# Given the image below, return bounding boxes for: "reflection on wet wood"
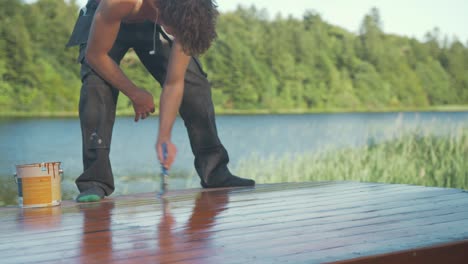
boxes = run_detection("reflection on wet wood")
[0,182,467,264]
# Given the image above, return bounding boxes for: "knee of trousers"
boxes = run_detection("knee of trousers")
[180,71,215,123]
[79,74,118,149]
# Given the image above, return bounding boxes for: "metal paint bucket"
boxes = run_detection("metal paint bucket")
[14,162,63,208]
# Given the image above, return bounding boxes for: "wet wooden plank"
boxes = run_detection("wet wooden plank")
[0,182,467,264]
[332,240,468,264]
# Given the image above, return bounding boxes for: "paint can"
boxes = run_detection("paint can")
[14,162,63,208]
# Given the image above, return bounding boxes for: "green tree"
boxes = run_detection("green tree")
[416,58,452,104]
[1,1,467,115]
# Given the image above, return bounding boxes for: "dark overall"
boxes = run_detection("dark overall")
[66,0,245,195]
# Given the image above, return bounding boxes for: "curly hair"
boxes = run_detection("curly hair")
[155,0,219,55]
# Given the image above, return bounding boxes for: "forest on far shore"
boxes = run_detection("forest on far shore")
[1,0,467,115]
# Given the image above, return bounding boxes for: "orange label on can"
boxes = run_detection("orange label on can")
[22,176,52,205]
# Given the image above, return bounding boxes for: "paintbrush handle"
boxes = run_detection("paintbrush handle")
[159,142,169,196]
[161,142,169,175]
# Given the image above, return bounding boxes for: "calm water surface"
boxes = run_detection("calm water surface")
[1,112,467,203]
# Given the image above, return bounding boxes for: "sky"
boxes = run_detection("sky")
[73,0,467,42]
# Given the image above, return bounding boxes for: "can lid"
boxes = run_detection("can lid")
[16,162,61,168]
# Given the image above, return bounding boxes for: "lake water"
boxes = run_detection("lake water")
[1,112,467,203]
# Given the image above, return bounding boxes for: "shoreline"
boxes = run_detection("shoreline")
[0,105,467,118]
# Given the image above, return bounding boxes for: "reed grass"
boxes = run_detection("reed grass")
[235,128,468,190]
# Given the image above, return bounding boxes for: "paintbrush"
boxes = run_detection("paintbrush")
[159,142,169,197]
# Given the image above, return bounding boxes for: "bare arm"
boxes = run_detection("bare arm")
[156,41,191,169]
[86,0,154,121]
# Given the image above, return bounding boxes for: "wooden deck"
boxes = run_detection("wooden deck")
[0,182,467,264]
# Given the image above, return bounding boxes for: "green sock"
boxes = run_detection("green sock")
[76,187,105,203]
[77,194,102,203]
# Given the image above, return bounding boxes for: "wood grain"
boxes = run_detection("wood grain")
[0,182,467,264]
